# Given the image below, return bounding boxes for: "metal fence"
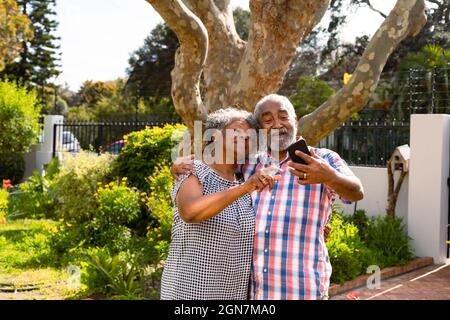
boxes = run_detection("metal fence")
[53,118,409,167]
[52,120,179,157]
[317,120,410,167]
[50,67,449,166]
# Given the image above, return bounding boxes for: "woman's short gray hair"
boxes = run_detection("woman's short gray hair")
[254,94,296,121]
[205,107,257,131]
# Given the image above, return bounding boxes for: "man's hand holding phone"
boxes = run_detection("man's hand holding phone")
[287,139,336,186]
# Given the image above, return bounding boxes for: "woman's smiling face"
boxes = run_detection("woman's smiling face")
[221,118,253,164]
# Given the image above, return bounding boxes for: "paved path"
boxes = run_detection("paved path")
[331,263,450,300]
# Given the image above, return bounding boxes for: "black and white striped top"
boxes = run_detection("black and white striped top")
[160,160,255,300]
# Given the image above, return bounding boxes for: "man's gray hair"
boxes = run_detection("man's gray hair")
[254,94,297,121]
[205,107,257,131]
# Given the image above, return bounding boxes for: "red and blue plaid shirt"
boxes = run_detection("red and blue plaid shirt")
[242,148,354,300]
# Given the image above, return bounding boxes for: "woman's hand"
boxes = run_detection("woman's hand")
[243,170,276,193]
[171,155,194,180]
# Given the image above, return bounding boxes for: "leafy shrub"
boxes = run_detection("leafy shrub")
[113,124,186,191]
[0,80,41,153]
[53,151,113,224]
[8,158,60,220]
[289,76,335,118]
[51,178,148,262]
[80,249,145,299]
[0,80,41,183]
[327,211,373,284]
[364,215,414,268]
[328,209,414,284]
[0,153,26,184]
[0,188,8,222]
[95,179,141,226]
[145,164,174,262]
[343,209,370,240]
[0,219,58,269]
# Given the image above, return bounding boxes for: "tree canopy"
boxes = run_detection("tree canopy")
[0,0,32,72]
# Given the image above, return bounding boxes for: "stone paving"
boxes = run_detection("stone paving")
[331,263,450,300]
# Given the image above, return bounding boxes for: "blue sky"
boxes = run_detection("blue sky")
[54,0,396,92]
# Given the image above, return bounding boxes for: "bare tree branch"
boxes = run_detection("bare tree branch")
[147,0,208,128]
[298,0,427,146]
[359,0,388,18]
[228,0,331,111]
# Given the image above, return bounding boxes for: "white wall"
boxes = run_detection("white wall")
[407,114,450,264]
[337,166,409,226]
[23,115,63,180]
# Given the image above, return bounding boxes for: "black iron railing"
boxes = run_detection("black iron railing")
[52,120,179,157]
[317,120,410,167]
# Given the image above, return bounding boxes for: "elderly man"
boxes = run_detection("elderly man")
[171,94,364,300]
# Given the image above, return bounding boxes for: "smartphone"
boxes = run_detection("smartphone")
[288,138,311,165]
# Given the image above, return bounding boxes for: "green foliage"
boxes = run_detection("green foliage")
[0,79,40,183]
[327,211,372,284]
[0,79,41,153]
[364,215,414,268]
[126,23,178,99]
[145,164,174,261]
[8,158,59,220]
[233,7,250,41]
[1,0,60,93]
[51,178,149,262]
[0,219,58,270]
[289,76,335,118]
[113,123,186,191]
[80,249,144,299]
[0,188,8,221]
[328,208,415,284]
[95,179,141,226]
[399,44,450,71]
[53,151,113,224]
[0,153,26,184]
[0,0,32,72]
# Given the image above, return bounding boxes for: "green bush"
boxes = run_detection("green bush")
[0,188,8,222]
[51,178,149,262]
[364,215,414,268]
[95,179,141,226]
[327,211,372,284]
[0,153,26,184]
[289,76,335,119]
[0,80,41,153]
[145,164,174,262]
[328,209,415,284]
[8,158,60,220]
[113,123,186,191]
[0,219,58,269]
[53,151,113,224]
[0,80,41,183]
[80,248,145,299]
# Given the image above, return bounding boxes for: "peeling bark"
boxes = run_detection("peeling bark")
[147,0,209,130]
[146,0,427,141]
[228,0,330,111]
[298,0,427,145]
[184,0,246,111]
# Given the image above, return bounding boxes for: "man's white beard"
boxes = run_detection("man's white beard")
[269,127,296,152]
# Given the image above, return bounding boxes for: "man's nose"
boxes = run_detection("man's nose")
[272,118,283,129]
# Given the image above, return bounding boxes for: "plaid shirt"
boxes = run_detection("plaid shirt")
[243,148,354,300]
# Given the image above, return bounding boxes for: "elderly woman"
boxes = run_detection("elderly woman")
[160,108,273,300]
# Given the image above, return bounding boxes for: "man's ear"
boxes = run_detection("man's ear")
[295,117,300,140]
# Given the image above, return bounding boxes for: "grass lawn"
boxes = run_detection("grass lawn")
[0,219,81,300]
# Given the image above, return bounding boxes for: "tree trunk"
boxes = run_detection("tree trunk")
[386,160,408,217]
[146,0,427,138]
